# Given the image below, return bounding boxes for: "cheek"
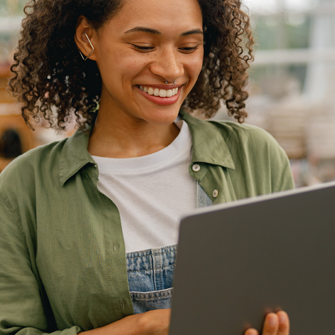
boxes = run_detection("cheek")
[186,55,204,81]
[98,49,145,86]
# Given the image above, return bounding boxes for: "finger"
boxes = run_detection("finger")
[262,313,279,335]
[277,311,290,335]
[244,328,258,335]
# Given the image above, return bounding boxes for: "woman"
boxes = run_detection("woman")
[0,0,293,334]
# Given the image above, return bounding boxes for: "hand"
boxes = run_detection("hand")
[245,311,289,335]
[137,309,171,335]
[80,309,171,335]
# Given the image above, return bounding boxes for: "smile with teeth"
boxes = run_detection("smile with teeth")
[139,86,179,98]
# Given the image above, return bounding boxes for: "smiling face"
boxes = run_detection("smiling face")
[80,0,204,126]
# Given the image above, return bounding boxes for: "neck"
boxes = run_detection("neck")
[87,106,180,159]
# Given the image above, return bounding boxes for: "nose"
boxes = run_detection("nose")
[149,47,184,83]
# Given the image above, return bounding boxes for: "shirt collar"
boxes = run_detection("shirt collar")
[59,111,235,186]
[180,110,235,170]
[59,127,96,186]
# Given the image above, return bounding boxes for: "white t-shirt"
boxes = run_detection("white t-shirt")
[92,120,195,253]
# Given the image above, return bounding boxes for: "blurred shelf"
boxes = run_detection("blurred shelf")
[252,4,335,17]
[0,64,12,78]
[0,16,23,33]
[0,65,16,103]
[0,157,12,171]
[253,48,335,66]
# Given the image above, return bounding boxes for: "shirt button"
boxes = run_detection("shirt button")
[213,190,219,198]
[192,164,201,172]
[113,245,117,252]
[120,299,125,310]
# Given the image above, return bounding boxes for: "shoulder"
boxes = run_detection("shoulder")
[183,111,288,163]
[183,112,294,193]
[210,120,283,153]
[0,139,67,199]
[210,120,290,171]
[182,111,275,145]
[210,120,294,192]
[1,138,67,178]
[184,110,284,154]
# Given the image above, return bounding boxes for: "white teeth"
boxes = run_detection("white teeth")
[139,86,179,98]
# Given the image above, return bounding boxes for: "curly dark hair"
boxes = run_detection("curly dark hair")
[8,0,254,131]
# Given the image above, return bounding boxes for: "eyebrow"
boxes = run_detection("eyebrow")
[124,27,204,36]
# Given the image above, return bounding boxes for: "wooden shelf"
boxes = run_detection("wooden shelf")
[0,62,12,78]
[0,158,13,172]
[0,64,15,103]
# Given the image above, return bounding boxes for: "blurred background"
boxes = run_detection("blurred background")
[0,0,74,172]
[0,0,335,188]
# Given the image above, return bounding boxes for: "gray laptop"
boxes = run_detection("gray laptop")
[169,181,335,335]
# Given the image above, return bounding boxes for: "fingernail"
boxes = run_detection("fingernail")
[278,312,286,324]
[268,314,277,327]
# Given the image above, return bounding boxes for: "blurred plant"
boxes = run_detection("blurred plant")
[0,0,27,66]
[252,14,310,50]
[0,0,27,16]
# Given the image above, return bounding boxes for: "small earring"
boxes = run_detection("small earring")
[165,80,176,84]
[79,33,95,61]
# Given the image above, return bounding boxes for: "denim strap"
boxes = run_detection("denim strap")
[196,181,213,208]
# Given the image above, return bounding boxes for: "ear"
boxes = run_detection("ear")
[75,16,98,61]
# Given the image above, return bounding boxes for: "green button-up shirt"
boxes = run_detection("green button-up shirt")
[0,111,294,335]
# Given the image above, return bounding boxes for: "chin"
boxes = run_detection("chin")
[142,107,181,125]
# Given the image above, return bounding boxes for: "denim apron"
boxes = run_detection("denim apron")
[127,182,212,313]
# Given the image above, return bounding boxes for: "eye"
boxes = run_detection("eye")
[131,44,154,52]
[179,45,200,53]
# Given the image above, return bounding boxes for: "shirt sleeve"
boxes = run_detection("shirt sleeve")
[241,124,295,196]
[0,193,81,335]
[268,138,295,193]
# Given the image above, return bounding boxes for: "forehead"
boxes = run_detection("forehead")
[106,0,203,33]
